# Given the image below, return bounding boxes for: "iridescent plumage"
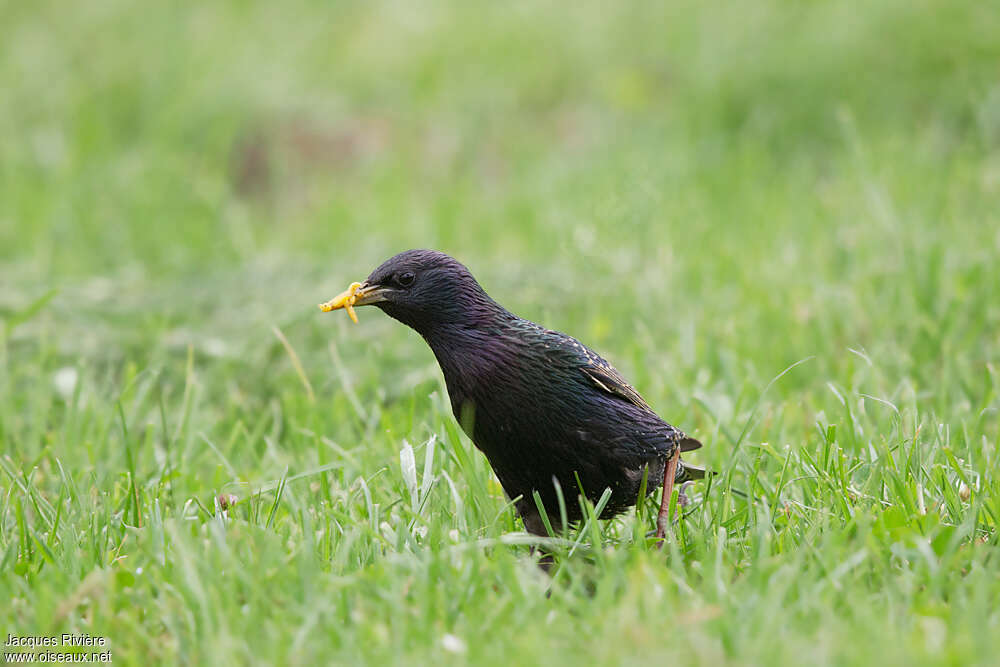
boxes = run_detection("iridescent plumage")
[323,249,704,536]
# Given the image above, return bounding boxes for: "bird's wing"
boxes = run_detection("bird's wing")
[574,342,704,453]
[582,358,703,452]
[532,325,655,412]
[527,324,703,452]
[581,359,653,412]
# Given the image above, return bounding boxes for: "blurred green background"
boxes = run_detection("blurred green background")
[2,0,999,664]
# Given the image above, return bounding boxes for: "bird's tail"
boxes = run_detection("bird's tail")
[677,437,750,498]
[675,460,707,482]
[679,436,702,452]
[677,460,752,500]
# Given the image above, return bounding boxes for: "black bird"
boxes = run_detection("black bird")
[320,249,704,542]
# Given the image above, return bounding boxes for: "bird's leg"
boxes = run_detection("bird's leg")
[655,448,681,548]
[520,506,556,573]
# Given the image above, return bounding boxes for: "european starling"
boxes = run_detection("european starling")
[320,249,704,542]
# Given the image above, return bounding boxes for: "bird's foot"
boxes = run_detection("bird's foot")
[677,481,694,508]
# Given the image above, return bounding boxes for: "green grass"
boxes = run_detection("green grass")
[2,0,999,664]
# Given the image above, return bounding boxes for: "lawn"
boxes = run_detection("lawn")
[2,0,999,664]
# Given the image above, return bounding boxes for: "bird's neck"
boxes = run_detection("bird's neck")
[410,293,512,339]
[419,310,520,414]
[420,309,514,362]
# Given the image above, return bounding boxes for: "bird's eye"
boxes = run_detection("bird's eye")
[396,271,415,287]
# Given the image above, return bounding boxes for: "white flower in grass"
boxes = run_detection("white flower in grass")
[959,482,971,501]
[53,367,78,398]
[441,634,466,654]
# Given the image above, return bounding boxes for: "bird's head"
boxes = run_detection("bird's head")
[320,249,504,335]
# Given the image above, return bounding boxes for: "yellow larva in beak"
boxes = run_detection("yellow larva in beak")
[319,281,363,323]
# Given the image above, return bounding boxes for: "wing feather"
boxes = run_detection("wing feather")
[581,359,653,412]
[580,351,701,452]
